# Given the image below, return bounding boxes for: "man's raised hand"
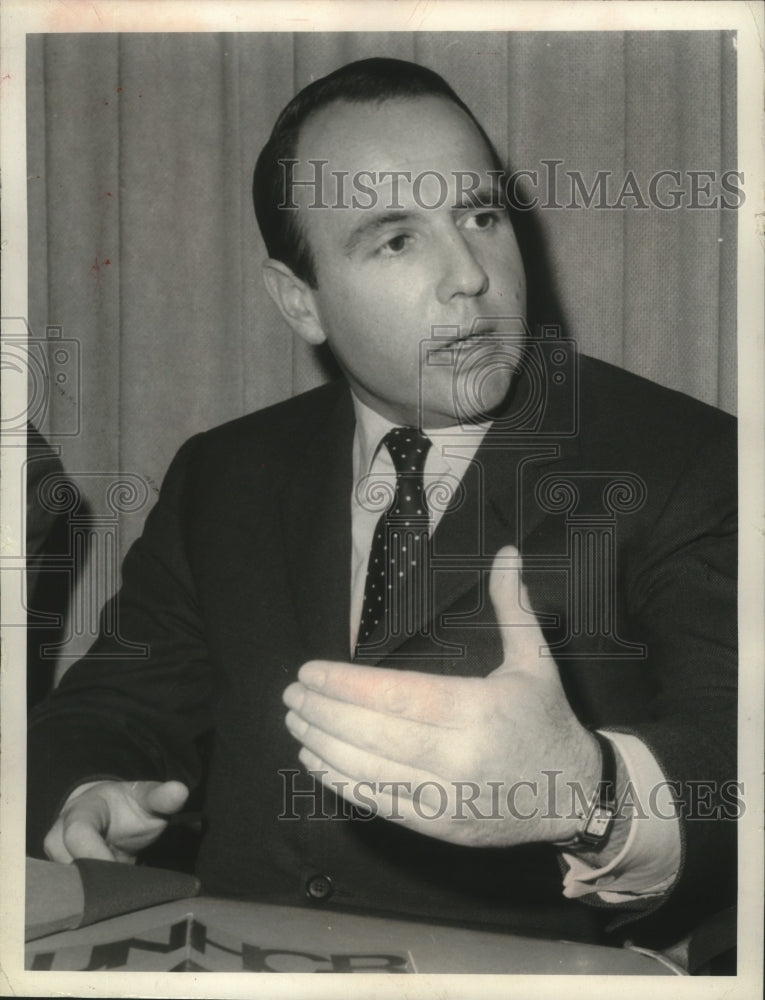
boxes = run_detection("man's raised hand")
[283,545,600,847]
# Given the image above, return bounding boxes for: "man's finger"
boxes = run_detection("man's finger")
[488,545,554,677]
[43,819,74,863]
[289,716,443,790]
[297,744,447,818]
[285,697,460,779]
[284,682,463,763]
[296,660,461,725]
[60,816,119,862]
[135,780,189,818]
[297,747,470,843]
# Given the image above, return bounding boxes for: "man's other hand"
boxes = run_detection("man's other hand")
[43,780,189,864]
[283,545,600,848]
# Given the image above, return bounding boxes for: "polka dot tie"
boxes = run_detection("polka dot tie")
[356,427,432,655]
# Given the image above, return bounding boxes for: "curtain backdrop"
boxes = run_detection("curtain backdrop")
[25,31,737,666]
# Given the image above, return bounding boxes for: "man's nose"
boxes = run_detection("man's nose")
[435,231,490,303]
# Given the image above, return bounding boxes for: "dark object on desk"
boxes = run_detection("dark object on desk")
[25,858,200,941]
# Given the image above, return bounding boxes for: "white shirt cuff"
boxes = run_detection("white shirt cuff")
[561,731,681,902]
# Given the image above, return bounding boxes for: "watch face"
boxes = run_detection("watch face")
[585,809,614,839]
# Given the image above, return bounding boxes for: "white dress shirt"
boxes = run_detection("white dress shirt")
[349,392,681,902]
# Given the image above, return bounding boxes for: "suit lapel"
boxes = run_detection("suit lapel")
[281,387,355,664]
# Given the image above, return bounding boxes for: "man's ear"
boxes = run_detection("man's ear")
[261,259,326,346]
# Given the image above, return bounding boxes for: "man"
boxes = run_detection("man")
[27,58,737,945]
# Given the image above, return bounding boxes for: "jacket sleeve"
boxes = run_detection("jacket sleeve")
[613,416,738,932]
[26,433,214,857]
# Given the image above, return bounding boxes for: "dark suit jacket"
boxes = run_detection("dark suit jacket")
[27,352,737,945]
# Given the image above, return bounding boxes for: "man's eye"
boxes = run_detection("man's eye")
[378,233,411,256]
[463,211,501,231]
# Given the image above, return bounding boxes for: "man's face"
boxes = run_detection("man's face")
[295,95,526,428]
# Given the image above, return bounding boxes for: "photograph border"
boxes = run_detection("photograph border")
[2,2,763,998]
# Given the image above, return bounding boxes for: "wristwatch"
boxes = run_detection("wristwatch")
[553,731,618,851]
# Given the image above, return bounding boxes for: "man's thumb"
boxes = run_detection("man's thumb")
[137,780,189,817]
[488,545,549,674]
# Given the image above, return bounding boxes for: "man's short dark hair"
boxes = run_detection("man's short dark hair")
[252,57,505,288]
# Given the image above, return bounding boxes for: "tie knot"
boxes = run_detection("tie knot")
[383,427,431,478]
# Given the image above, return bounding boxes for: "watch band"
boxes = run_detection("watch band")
[553,731,618,851]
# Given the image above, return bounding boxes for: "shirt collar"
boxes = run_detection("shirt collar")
[351,391,491,480]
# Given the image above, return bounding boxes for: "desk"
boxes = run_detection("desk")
[25,868,675,974]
